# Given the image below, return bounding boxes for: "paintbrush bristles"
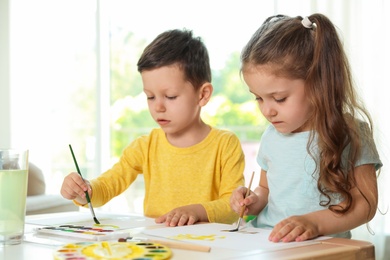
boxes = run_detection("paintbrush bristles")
[93,217,100,225]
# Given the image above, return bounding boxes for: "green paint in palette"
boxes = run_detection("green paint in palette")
[36,224,130,241]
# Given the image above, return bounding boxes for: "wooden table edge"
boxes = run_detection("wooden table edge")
[246,237,375,260]
[320,237,375,260]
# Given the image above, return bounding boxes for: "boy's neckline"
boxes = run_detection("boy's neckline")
[165,124,212,148]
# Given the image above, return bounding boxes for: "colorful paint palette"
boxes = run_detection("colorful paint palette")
[36,225,130,241]
[54,241,172,259]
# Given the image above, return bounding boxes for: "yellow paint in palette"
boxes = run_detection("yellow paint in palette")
[169,234,225,241]
[94,224,120,229]
[36,225,129,241]
[101,241,112,255]
[54,241,172,259]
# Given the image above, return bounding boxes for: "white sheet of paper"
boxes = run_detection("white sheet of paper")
[142,223,329,251]
[26,211,160,229]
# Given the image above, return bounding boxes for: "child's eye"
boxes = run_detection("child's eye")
[275,97,286,103]
[166,96,177,100]
[147,96,155,100]
[255,96,263,102]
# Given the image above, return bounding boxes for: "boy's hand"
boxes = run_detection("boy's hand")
[155,204,207,227]
[269,215,320,242]
[60,172,91,205]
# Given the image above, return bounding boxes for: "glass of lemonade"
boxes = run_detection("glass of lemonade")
[0,149,29,246]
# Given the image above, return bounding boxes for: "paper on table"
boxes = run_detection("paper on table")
[142,223,329,252]
[26,211,159,230]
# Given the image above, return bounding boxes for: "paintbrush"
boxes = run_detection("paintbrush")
[118,237,211,252]
[222,171,255,232]
[69,144,100,225]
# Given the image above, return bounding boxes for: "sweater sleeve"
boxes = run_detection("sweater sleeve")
[201,132,245,224]
[88,136,147,207]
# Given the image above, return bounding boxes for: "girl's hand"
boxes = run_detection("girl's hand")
[231,170,269,216]
[230,186,252,215]
[230,186,265,216]
[155,204,207,227]
[269,215,320,242]
[60,172,91,205]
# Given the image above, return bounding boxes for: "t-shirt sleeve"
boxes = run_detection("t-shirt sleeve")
[355,122,382,170]
[256,125,272,171]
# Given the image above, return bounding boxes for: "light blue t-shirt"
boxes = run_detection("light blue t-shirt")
[249,124,382,238]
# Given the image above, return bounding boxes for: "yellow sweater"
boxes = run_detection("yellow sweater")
[90,127,245,224]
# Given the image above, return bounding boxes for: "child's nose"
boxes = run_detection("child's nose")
[260,103,276,117]
[154,99,166,112]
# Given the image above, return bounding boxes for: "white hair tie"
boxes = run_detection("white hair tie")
[301,16,314,29]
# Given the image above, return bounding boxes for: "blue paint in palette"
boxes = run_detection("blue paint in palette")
[36,224,130,241]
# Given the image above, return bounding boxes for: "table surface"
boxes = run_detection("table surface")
[0,212,375,260]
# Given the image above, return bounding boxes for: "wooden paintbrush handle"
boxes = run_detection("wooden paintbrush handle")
[239,171,255,218]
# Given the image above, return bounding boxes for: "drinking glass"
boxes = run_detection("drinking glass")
[0,149,29,245]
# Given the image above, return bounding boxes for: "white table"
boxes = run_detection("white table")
[0,212,375,260]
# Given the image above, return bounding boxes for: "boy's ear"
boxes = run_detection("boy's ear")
[198,82,213,107]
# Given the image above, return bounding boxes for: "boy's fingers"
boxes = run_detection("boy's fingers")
[187,216,197,225]
[70,172,88,189]
[154,215,166,224]
[177,215,189,226]
[168,214,180,227]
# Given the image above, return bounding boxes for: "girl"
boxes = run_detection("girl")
[230,13,382,242]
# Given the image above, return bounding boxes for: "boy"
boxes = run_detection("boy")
[61,29,245,226]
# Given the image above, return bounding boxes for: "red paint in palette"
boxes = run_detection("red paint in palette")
[36,225,130,241]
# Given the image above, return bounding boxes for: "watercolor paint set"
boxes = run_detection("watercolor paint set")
[54,241,172,260]
[35,224,130,241]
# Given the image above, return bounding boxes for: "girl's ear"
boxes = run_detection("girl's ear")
[198,82,213,107]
